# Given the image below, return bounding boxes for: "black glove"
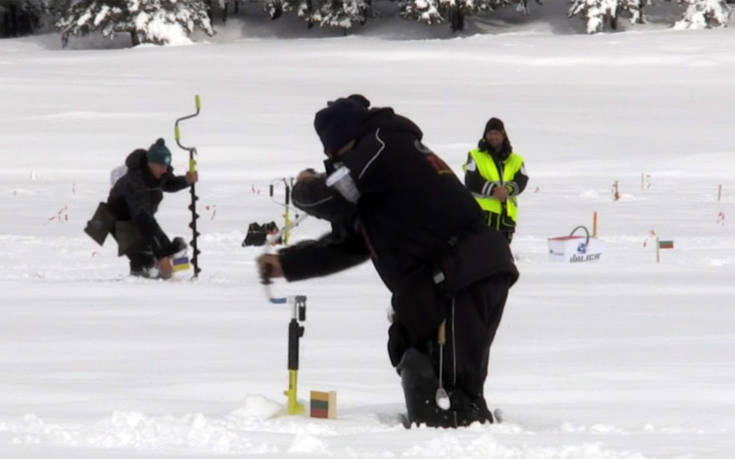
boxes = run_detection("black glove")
[169,237,188,254]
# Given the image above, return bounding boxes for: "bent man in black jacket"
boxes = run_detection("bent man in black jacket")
[107,138,197,278]
[257,96,518,427]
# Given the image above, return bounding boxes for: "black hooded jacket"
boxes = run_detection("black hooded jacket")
[107,149,189,257]
[280,107,518,294]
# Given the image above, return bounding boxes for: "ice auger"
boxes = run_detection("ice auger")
[174,95,202,277]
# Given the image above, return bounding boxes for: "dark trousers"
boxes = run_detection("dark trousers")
[485,211,515,244]
[389,273,511,399]
[126,247,157,272]
[112,222,156,272]
[442,274,510,398]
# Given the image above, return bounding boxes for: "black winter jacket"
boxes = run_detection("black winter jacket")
[280,107,518,295]
[107,149,190,257]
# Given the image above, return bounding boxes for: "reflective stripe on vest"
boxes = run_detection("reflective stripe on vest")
[467,149,524,224]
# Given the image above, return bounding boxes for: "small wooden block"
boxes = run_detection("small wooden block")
[310,391,337,419]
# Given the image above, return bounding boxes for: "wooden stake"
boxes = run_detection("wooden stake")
[593,211,598,237]
[718,184,722,201]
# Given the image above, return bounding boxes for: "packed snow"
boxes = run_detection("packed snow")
[1,19,735,458]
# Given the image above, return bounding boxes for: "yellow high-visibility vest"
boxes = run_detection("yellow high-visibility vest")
[465,149,525,226]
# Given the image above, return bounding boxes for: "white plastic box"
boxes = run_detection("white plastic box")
[548,226,604,263]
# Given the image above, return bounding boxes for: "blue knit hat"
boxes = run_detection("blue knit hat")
[147,138,172,166]
[314,98,369,156]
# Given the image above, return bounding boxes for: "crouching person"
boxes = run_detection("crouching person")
[86,138,197,279]
[257,95,518,427]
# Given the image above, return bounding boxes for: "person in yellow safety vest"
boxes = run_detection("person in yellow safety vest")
[463,117,528,243]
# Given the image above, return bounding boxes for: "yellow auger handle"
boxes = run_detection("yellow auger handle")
[189,158,197,174]
[285,369,304,415]
[176,95,201,141]
[283,208,291,245]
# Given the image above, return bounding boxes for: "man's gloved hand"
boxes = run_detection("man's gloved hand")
[186,170,198,184]
[257,254,284,282]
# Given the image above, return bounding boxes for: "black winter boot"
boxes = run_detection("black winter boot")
[449,390,494,426]
[397,348,454,428]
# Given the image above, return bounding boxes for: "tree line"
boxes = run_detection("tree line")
[0,0,731,46]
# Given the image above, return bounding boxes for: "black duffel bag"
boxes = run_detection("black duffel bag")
[242,221,280,246]
[84,202,116,246]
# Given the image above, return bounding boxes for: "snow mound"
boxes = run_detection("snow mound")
[1,410,655,457]
[400,432,648,458]
[579,189,602,199]
[560,421,629,434]
[707,257,735,266]
[228,394,283,420]
[288,431,328,453]
[1,411,278,454]
[617,193,638,202]
[33,111,157,119]
[1,188,36,196]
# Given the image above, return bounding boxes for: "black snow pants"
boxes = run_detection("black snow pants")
[112,221,157,273]
[391,273,511,427]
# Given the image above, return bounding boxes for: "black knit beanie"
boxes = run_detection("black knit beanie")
[314,98,370,156]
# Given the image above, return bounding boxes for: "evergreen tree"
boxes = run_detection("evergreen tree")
[315,0,369,28]
[205,0,239,23]
[398,0,515,31]
[265,0,313,24]
[399,0,443,24]
[674,0,731,28]
[265,0,369,30]
[0,0,43,37]
[57,0,214,47]
[44,0,75,16]
[568,0,644,33]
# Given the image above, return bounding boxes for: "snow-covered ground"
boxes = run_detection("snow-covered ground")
[1,24,735,458]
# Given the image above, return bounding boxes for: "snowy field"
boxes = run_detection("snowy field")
[1,23,735,458]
